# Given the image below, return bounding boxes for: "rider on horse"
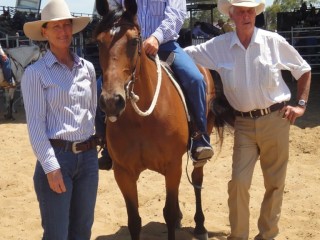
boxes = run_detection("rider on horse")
[0,43,14,86]
[98,0,214,170]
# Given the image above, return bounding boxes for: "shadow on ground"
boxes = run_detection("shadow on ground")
[95,221,228,240]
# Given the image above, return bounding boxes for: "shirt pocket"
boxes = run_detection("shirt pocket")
[217,63,236,90]
[150,0,166,16]
[258,57,280,89]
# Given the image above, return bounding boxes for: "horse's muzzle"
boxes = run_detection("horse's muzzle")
[99,93,126,119]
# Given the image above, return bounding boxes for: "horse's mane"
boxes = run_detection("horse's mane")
[94,6,138,38]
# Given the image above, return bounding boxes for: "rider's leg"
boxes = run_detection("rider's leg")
[0,57,14,85]
[95,75,113,170]
[159,41,213,165]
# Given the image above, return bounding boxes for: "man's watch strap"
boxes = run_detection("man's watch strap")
[297,99,307,108]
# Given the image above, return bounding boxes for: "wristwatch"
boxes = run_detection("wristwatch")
[297,99,307,108]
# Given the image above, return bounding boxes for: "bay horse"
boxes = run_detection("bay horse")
[94,0,233,239]
[0,45,42,120]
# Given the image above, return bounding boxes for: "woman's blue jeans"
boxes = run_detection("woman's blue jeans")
[34,147,99,240]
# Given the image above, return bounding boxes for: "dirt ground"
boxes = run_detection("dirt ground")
[0,76,319,240]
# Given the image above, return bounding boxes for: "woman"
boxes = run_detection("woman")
[21,0,99,239]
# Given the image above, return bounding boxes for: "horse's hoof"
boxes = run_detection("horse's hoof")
[194,232,208,240]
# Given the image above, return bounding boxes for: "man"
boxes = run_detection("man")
[99,0,214,170]
[184,0,311,239]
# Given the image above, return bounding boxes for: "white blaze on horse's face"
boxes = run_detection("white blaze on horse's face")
[110,26,121,36]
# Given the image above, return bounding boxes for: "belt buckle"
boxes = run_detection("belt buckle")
[250,109,260,118]
[72,141,82,154]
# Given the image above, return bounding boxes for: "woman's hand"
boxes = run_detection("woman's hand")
[47,169,66,194]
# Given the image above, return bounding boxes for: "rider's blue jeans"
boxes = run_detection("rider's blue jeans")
[159,41,208,134]
[0,57,12,83]
[33,147,99,240]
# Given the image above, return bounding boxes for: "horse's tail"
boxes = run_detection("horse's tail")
[208,70,235,129]
[202,69,234,147]
[210,94,235,129]
[209,93,235,148]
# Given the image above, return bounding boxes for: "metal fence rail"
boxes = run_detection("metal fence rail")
[278,26,320,75]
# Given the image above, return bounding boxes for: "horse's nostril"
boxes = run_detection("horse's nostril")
[114,94,125,110]
[99,93,126,116]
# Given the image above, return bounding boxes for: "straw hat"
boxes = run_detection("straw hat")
[218,0,265,17]
[23,0,90,41]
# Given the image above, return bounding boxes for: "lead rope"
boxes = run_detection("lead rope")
[129,54,162,116]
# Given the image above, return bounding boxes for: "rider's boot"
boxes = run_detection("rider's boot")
[98,148,113,170]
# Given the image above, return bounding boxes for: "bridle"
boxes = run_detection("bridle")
[106,19,163,117]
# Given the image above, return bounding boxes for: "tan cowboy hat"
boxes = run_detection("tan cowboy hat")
[218,0,265,17]
[23,0,90,41]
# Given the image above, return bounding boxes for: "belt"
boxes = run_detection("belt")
[49,136,103,154]
[235,102,286,119]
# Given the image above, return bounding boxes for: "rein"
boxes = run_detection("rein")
[126,54,162,117]
[103,19,162,117]
[112,19,162,117]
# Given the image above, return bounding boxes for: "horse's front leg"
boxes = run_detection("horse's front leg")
[192,166,208,240]
[163,163,182,240]
[114,166,141,240]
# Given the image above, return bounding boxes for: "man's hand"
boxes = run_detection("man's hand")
[143,36,159,56]
[47,169,66,194]
[281,105,306,125]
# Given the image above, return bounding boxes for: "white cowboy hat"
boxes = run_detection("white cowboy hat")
[23,0,90,41]
[218,0,265,17]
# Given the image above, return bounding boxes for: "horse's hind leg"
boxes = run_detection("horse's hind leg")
[163,165,182,240]
[4,88,15,120]
[192,166,208,240]
[114,168,141,240]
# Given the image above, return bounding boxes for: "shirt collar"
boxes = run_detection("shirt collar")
[44,50,82,68]
[229,27,262,49]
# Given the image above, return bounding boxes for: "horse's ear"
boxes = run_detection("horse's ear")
[96,0,109,16]
[124,0,137,15]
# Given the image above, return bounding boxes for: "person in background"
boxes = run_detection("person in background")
[21,0,99,239]
[0,43,14,86]
[192,21,210,38]
[99,0,214,169]
[184,0,312,239]
[217,18,234,33]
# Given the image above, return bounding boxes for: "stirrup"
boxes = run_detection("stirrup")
[189,134,213,168]
[192,158,208,168]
